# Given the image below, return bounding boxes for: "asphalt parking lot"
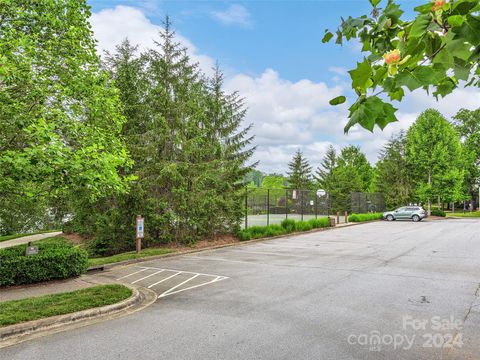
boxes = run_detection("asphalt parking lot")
[2,219,480,360]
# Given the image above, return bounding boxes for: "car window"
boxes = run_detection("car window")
[406,207,416,211]
[396,207,405,212]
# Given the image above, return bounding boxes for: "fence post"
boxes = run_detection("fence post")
[267,189,270,226]
[245,187,248,229]
[285,189,288,219]
[315,193,318,219]
[345,211,348,223]
[336,211,340,224]
[301,190,304,221]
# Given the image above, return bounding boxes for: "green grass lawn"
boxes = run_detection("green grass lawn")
[0,284,132,327]
[0,230,60,243]
[446,211,480,218]
[88,247,175,267]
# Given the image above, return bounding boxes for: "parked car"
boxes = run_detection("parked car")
[383,206,427,222]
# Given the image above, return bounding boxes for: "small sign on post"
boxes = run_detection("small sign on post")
[136,215,144,254]
[25,241,38,256]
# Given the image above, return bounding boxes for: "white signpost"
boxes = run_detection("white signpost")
[136,215,144,254]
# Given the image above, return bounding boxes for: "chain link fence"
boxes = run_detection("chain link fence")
[243,188,386,228]
[350,192,386,214]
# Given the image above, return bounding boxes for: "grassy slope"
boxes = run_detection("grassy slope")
[446,211,480,218]
[88,248,175,267]
[0,284,132,327]
[0,230,60,243]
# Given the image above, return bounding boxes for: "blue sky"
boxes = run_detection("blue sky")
[88,0,480,173]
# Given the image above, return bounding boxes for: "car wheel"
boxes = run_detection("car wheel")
[386,215,394,221]
[412,215,420,222]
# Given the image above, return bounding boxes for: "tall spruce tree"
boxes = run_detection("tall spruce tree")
[374,131,412,209]
[315,145,337,189]
[77,18,254,252]
[287,150,313,190]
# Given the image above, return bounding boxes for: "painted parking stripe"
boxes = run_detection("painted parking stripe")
[139,266,224,278]
[147,272,181,289]
[131,269,165,284]
[158,274,200,298]
[158,276,228,298]
[116,268,148,280]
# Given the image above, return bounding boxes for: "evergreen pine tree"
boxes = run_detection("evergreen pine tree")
[78,17,255,251]
[287,150,313,190]
[374,131,413,209]
[315,145,336,189]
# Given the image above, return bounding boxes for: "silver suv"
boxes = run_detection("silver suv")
[383,206,427,222]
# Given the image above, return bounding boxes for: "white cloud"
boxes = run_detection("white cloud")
[329,66,348,76]
[90,6,215,75]
[211,4,251,27]
[89,5,480,175]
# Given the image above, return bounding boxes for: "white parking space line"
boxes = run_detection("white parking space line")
[116,268,148,280]
[158,274,199,298]
[115,266,229,299]
[159,276,228,298]
[147,272,181,289]
[131,269,165,284]
[139,266,224,278]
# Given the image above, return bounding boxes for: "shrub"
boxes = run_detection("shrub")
[238,217,331,241]
[430,209,446,217]
[348,213,383,222]
[0,241,88,286]
[307,218,330,228]
[295,221,313,232]
[280,219,296,232]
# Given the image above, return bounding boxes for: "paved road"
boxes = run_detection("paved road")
[0,232,62,250]
[2,219,480,360]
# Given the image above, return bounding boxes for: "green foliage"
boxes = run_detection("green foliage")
[348,213,383,222]
[287,150,313,190]
[280,218,296,232]
[324,0,480,132]
[0,241,88,286]
[452,108,480,209]
[320,145,373,212]
[0,285,132,326]
[244,170,265,188]
[373,131,413,209]
[447,211,480,217]
[261,175,288,189]
[73,19,254,252]
[406,109,465,210]
[295,221,313,232]
[430,208,446,217]
[88,247,175,267]
[238,217,330,240]
[0,0,132,231]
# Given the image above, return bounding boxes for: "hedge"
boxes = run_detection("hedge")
[238,217,330,241]
[0,241,88,286]
[430,209,446,217]
[348,213,383,222]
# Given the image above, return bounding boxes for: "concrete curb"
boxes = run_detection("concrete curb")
[0,285,151,347]
[91,221,365,271]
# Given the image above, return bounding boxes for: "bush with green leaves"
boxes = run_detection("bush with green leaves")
[238,217,331,241]
[348,213,383,222]
[280,219,296,232]
[0,240,88,286]
[430,209,446,217]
